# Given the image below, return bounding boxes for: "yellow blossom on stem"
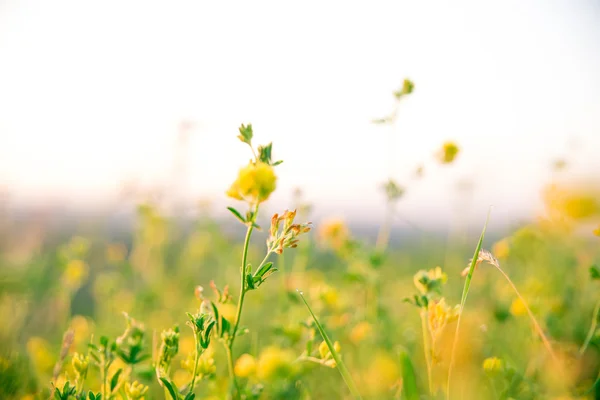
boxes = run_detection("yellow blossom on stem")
[226,161,277,204]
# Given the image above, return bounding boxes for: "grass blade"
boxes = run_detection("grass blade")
[297,290,363,400]
[398,347,420,400]
[446,208,491,399]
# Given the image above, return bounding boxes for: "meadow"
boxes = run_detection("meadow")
[1,81,599,400]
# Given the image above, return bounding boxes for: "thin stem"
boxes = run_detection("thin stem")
[492,264,560,366]
[227,203,259,399]
[188,333,200,394]
[224,344,239,399]
[579,298,600,356]
[420,310,433,396]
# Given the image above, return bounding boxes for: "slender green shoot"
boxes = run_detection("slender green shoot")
[446,209,491,399]
[398,346,420,400]
[297,290,363,400]
[579,298,600,356]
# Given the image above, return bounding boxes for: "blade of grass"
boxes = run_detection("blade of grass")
[446,208,491,399]
[297,290,363,400]
[398,346,420,400]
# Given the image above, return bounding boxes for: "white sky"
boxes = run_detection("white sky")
[1,0,599,229]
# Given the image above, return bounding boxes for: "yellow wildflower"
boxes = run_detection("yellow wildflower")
[593,225,600,237]
[62,259,89,289]
[483,357,503,374]
[234,353,256,378]
[510,298,527,317]
[492,238,510,259]
[318,218,350,251]
[436,141,460,164]
[256,346,295,380]
[125,381,148,400]
[349,321,373,344]
[226,161,277,204]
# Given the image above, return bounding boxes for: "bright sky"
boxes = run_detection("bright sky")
[1,1,599,229]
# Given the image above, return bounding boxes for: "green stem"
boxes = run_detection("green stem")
[224,344,239,399]
[227,204,259,399]
[580,298,600,356]
[420,310,433,396]
[188,333,201,395]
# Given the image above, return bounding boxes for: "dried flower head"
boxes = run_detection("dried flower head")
[267,209,311,255]
[461,249,499,277]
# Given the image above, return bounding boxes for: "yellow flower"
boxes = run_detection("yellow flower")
[256,346,295,380]
[234,353,256,378]
[593,225,600,237]
[318,218,350,251]
[350,321,373,344]
[492,238,510,259]
[413,267,447,295]
[483,357,503,374]
[26,337,54,373]
[510,298,527,317]
[62,259,89,289]
[226,161,277,203]
[125,381,148,400]
[543,184,600,220]
[363,352,399,395]
[436,141,460,164]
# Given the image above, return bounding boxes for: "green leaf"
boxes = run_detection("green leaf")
[253,262,273,279]
[246,274,255,290]
[54,388,62,400]
[398,347,419,400]
[257,142,273,164]
[88,392,95,400]
[227,207,246,224]
[447,209,491,397]
[590,265,600,280]
[297,290,362,400]
[272,160,283,166]
[160,377,180,400]
[184,392,196,400]
[237,124,253,145]
[110,368,123,391]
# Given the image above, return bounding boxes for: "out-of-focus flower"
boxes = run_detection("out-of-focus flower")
[234,353,257,377]
[350,321,373,344]
[26,337,54,374]
[510,298,528,317]
[106,243,127,264]
[492,239,510,259]
[414,267,447,295]
[62,259,89,289]
[543,184,600,220]
[363,352,399,395]
[226,161,277,204]
[318,218,350,251]
[482,357,503,374]
[436,142,460,164]
[256,346,295,380]
[593,225,600,237]
[428,298,460,341]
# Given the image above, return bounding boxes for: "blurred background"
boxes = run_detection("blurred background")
[1,1,600,399]
[1,0,600,231]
